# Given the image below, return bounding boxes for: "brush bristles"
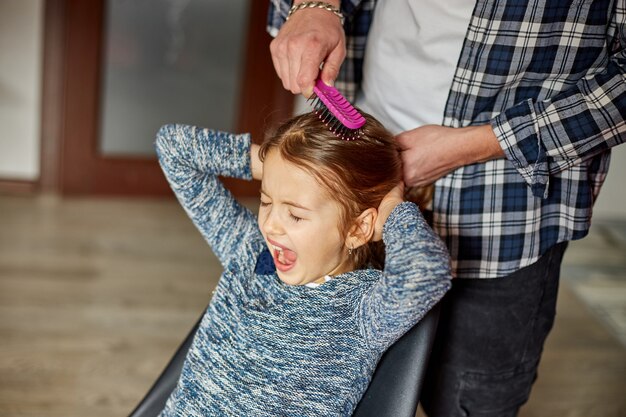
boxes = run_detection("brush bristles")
[308,95,363,141]
[308,79,366,141]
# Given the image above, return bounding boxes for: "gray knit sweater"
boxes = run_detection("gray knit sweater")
[155,124,452,417]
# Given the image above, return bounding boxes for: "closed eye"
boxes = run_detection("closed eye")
[259,190,271,208]
[289,213,303,222]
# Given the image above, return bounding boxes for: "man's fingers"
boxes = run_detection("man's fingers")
[270,50,289,91]
[297,45,329,97]
[270,38,294,92]
[320,45,345,86]
[287,56,301,94]
[269,10,345,95]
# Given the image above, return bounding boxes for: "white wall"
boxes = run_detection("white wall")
[594,144,626,220]
[0,0,43,181]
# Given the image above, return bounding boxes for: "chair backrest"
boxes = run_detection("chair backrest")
[128,314,202,417]
[128,303,441,417]
[351,303,440,417]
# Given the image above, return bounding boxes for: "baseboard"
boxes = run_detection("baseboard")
[0,179,39,194]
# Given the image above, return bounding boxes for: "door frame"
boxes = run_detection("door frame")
[40,0,293,196]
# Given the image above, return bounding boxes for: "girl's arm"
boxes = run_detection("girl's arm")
[359,193,452,351]
[155,124,261,267]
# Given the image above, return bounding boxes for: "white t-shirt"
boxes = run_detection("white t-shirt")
[355,0,474,134]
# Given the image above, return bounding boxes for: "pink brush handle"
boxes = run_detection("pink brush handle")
[313,80,366,130]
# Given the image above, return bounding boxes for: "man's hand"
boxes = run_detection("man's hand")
[270,4,345,97]
[396,124,505,187]
[372,182,405,242]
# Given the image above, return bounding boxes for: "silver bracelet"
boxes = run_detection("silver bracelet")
[286,2,344,25]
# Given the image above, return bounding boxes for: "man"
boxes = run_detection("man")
[267,1,625,415]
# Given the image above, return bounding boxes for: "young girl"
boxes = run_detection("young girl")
[155,111,451,417]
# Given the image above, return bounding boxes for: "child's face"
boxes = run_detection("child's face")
[258,149,352,286]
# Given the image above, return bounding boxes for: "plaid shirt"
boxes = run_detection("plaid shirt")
[268,0,626,279]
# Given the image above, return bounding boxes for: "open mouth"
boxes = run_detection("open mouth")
[268,239,297,272]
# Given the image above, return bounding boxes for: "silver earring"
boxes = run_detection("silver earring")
[348,245,353,255]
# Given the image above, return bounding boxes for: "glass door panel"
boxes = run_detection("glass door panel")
[99,0,250,156]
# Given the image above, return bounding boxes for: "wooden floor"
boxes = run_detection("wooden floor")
[0,195,624,417]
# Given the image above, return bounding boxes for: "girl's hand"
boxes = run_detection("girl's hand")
[373,182,405,241]
[251,144,263,180]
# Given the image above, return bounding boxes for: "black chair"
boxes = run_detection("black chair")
[129,303,441,417]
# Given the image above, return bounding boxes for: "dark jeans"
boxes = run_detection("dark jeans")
[421,242,568,417]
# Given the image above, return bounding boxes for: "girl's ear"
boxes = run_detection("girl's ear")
[346,208,377,250]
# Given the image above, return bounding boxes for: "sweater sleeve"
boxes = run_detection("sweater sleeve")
[155,124,260,268]
[358,202,452,351]
[491,6,626,199]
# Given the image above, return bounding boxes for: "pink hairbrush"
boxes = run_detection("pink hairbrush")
[308,79,366,140]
